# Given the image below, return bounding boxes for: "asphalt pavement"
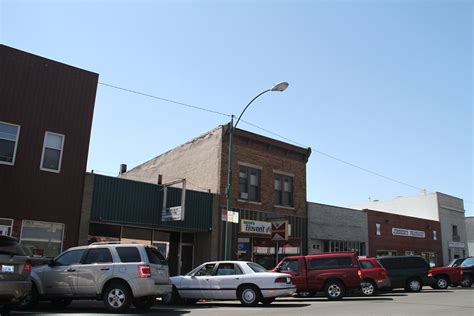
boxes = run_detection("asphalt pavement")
[7,287,474,316]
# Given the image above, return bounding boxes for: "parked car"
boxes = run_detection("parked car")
[0,236,32,313]
[23,242,172,312]
[272,252,363,300]
[165,261,295,306]
[377,256,435,292]
[448,257,474,288]
[358,257,390,296]
[429,265,463,289]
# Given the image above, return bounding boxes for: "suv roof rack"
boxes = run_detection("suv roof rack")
[89,241,123,245]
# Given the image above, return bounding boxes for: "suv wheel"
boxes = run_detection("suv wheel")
[324,280,345,300]
[461,275,472,288]
[361,280,376,296]
[435,276,449,290]
[238,285,261,307]
[406,278,422,292]
[103,282,132,312]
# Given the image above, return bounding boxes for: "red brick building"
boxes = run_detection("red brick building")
[121,124,311,268]
[0,45,98,256]
[365,209,443,266]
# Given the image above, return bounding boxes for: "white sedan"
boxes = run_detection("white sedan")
[165,261,296,306]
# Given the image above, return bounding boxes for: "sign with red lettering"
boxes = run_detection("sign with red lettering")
[271,221,288,241]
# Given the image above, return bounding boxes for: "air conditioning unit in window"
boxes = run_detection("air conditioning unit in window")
[240,192,248,199]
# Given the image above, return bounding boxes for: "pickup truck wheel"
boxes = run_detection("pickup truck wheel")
[238,285,261,307]
[133,296,156,310]
[103,282,132,312]
[406,278,422,292]
[51,298,72,308]
[435,276,449,290]
[361,280,376,296]
[324,280,345,300]
[461,276,472,288]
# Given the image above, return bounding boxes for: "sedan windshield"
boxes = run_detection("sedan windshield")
[247,262,267,273]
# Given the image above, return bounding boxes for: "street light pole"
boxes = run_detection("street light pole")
[224,82,289,260]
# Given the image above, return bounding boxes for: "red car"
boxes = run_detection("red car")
[358,257,391,296]
[272,252,363,300]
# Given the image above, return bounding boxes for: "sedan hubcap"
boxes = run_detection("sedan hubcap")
[242,289,256,303]
[328,284,341,297]
[108,289,125,308]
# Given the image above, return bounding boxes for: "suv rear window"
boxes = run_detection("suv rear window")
[145,247,167,265]
[359,260,374,269]
[84,248,113,264]
[310,256,354,269]
[116,247,142,263]
[0,237,25,256]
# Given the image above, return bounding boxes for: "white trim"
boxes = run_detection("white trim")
[40,131,65,173]
[0,121,21,166]
[274,205,296,210]
[273,169,295,177]
[237,161,262,170]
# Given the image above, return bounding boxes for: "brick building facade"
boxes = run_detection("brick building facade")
[366,210,443,266]
[121,124,311,268]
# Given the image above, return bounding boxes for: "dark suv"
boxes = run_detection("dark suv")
[378,256,434,292]
[272,252,362,300]
[0,236,32,313]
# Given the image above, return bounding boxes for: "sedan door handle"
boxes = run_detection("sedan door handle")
[100,268,110,271]
[66,268,76,272]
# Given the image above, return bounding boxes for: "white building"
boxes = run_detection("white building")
[351,192,468,265]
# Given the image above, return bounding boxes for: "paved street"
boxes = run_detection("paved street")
[9,287,474,316]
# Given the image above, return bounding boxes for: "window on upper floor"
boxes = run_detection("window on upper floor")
[40,131,65,173]
[0,121,20,166]
[238,166,260,202]
[274,174,293,207]
[452,225,459,241]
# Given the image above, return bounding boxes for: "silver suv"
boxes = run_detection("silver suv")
[25,242,171,312]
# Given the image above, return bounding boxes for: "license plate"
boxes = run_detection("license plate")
[1,265,14,273]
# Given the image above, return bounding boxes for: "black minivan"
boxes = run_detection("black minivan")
[378,256,435,292]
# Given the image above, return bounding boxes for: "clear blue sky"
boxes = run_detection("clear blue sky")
[2,0,473,215]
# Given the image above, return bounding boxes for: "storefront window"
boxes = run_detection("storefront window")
[323,239,366,256]
[20,220,64,257]
[0,218,13,236]
[376,250,397,258]
[421,252,436,267]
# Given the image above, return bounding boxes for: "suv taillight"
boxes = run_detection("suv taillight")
[357,270,362,278]
[23,259,32,272]
[138,264,151,278]
[427,270,433,277]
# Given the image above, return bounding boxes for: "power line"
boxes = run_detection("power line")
[97,82,429,194]
[98,82,232,118]
[239,119,424,192]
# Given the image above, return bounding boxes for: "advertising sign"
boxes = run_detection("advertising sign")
[162,206,184,221]
[392,228,425,238]
[271,221,289,241]
[240,219,272,235]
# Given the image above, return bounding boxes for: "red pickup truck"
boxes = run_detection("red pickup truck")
[272,252,363,300]
[430,266,464,289]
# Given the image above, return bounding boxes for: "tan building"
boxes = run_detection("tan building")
[121,124,311,268]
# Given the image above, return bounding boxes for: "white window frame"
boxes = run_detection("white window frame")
[0,218,14,236]
[0,121,21,166]
[40,131,65,173]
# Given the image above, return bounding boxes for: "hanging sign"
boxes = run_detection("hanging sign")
[240,219,272,235]
[162,206,184,221]
[272,221,289,241]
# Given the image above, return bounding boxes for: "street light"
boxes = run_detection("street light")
[224,82,289,260]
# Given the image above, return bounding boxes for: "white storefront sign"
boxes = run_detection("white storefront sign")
[240,219,272,235]
[392,228,425,238]
[162,206,184,221]
[448,241,465,248]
